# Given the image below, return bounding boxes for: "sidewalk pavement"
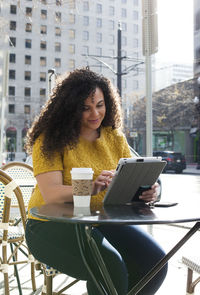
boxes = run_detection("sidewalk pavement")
[183,163,200,175]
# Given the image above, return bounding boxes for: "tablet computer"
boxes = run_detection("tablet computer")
[103,157,166,205]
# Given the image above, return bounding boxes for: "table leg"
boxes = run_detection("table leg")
[75,224,118,295]
[127,222,200,295]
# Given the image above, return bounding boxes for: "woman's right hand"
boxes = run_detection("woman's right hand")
[92,170,114,195]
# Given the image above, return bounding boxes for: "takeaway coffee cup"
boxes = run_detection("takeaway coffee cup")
[70,168,94,207]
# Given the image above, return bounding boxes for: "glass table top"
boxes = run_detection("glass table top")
[30,202,200,225]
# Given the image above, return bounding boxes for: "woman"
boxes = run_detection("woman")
[25,68,167,295]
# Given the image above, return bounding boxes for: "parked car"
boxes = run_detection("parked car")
[153,151,186,174]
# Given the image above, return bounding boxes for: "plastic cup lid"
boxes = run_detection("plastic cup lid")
[70,168,94,174]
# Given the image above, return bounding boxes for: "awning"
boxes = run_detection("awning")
[6,127,17,132]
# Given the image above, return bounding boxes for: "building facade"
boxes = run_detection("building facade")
[0,0,145,160]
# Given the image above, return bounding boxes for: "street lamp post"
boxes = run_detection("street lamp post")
[193,90,200,170]
[117,22,122,97]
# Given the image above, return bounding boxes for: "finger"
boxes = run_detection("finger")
[101,170,115,177]
[142,189,156,196]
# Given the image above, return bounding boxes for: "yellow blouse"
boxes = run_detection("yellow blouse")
[28,127,131,220]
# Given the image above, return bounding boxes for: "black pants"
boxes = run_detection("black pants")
[25,219,168,295]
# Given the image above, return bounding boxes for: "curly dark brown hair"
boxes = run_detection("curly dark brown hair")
[25,68,123,158]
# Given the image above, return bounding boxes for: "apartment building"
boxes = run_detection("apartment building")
[0,0,144,159]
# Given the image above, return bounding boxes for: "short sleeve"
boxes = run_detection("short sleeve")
[32,135,63,177]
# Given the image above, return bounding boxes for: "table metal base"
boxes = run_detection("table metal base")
[76,222,200,295]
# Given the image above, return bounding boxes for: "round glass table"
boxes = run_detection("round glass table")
[30,202,200,295]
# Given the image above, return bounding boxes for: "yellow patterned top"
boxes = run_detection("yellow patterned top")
[28,127,131,220]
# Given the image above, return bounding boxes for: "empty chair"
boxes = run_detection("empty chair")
[0,169,36,295]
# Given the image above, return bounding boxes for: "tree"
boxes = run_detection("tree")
[131,78,196,132]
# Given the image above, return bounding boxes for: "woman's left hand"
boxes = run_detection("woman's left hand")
[138,183,158,203]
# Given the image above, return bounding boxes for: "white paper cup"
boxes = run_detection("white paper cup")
[70,168,94,207]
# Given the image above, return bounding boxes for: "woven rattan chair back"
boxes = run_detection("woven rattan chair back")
[0,169,36,295]
[1,162,36,207]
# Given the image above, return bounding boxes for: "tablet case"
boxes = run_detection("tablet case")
[103,158,166,205]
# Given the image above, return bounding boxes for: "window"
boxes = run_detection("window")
[41,25,47,34]
[55,58,61,67]
[133,38,138,48]
[83,1,89,11]
[10,21,16,31]
[122,36,127,46]
[122,0,127,3]
[9,53,16,63]
[82,46,89,55]
[109,34,115,45]
[40,57,46,66]
[25,23,32,32]
[40,72,46,81]
[68,0,75,9]
[96,47,102,56]
[69,44,75,54]
[109,6,115,16]
[9,37,16,47]
[55,12,61,22]
[69,29,75,39]
[96,18,102,28]
[109,20,115,30]
[122,49,127,56]
[40,40,47,50]
[41,0,47,4]
[133,0,138,5]
[8,104,15,113]
[121,8,127,17]
[133,24,138,34]
[69,59,75,69]
[96,32,102,43]
[9,70,15,80]
[25,71,31,80]
[25,39,32,48]
[25,55,31,64]
[10,5,17,14]
[24,105,30,114]
[55,42,61,52]
[24,87,31,97]
[122,79,127,89]
[69,14,75,24]
[40,88,46,97]
[133,80,138,89]
[26,7,32,16]
[41,9,47,19]
[133,10,138,20]
[96,61,102,73]
[55,27,61,36]
[83,16,89,26]
[122,22,127,31]
[9,86,15,96]
[96,4,102,14]
[83,31,89,41]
